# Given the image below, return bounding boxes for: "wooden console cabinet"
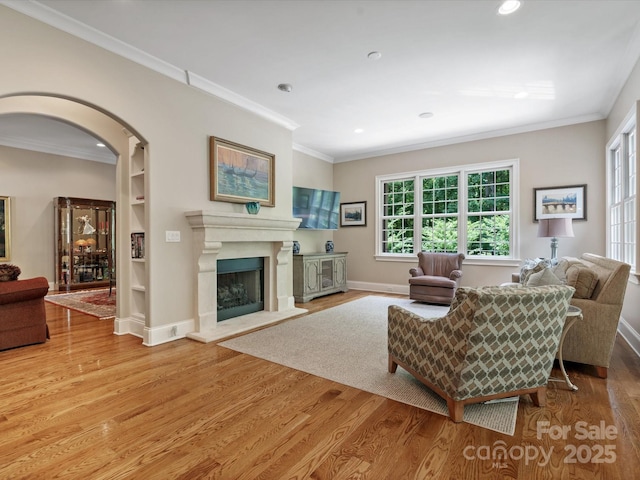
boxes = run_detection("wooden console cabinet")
[293,252,348,302]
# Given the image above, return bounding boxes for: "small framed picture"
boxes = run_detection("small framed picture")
[340,201,366,227]
[534,184,586,221]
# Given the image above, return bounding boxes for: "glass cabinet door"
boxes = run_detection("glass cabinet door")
[55,197,115,291]
[321,258,335,290]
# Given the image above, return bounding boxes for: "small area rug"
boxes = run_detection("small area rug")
[220,295,519,435]
[45,288,115,320]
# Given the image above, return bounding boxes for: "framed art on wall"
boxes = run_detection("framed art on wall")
[340,201,367,227]
[534,184,586,221]
[0,196,11,261]
[209,136,275,206]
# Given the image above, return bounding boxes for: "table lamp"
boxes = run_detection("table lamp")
[537,218,574,262]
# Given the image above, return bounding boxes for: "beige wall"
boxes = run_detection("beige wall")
[1,5,638,352]
[292,149,335,254]
[334,121,606,291]
[0,145,116,280]
[0,7,293,332]
[606,55,640,350]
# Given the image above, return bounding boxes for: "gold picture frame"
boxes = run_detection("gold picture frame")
[209,136,275,207]
[0,196,11,261]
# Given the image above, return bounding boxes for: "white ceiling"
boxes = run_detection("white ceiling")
[2,0,640,163]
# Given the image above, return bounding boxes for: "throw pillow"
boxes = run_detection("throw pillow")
[520,258,551,284]
[525,267,563,287]
[566,265,598,299]
[551,259,570,284]
[0,263,21,282]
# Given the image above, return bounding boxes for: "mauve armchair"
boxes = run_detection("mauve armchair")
[408,252,465,305]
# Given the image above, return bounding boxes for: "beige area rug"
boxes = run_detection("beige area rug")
[220,295,519,435]
[45,288,115,320]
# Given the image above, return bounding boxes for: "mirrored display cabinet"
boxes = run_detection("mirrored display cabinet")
[54,197,115,291]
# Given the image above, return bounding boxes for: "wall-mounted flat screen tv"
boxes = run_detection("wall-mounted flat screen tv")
[293,187,341,230]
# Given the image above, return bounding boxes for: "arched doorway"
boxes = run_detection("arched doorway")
[0,94,146,329]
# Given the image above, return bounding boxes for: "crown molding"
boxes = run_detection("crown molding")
[333,113,605,163]
[2,1,299,131]
[292,143,334,163]
[0,135,116,164]
[185,71,298,131]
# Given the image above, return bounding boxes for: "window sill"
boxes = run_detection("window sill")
[374,254,521,268]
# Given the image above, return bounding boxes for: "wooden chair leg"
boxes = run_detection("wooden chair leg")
[595,366,608,379]
[447,399,464,423]
[530,387,546,407]
[388,356,398,373]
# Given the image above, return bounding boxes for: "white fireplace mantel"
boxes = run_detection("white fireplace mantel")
[185,210,306,343]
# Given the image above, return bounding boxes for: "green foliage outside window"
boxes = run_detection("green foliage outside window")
[381,167,512,256]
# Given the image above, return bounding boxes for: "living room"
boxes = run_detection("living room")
[1,2,639,352]
[2,1,640,477]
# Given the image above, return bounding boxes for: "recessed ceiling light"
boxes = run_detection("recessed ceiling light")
[277,83,293,92]
[96,143,106,147]
[514,91,528,99]
[367,51,382,61]
[354,128,364,134]
[419,112,434,119]
[498,0,521,15]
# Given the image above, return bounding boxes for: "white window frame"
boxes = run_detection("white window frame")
[606,105,638,274]
[375,159,520,265]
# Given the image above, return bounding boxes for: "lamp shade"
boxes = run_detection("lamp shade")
[537,218,574,238]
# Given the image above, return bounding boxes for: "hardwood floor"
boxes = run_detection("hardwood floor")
[1,290,639,479]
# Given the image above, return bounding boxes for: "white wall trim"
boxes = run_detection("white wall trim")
[348,280,410,296]
[0,134,116,163]
[186,71,299,131]
[2,1,298,132]
[334,114,604,163]
[2,0,186,83]
[293,143,334,163]
[114,316,145,339]
[618,316,640,360]
[142,319,195,347]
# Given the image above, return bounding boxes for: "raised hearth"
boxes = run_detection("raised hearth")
[185,210,306,342]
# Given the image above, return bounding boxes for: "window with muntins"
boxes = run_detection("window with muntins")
[608,114,637,271]
[377,160,518,260]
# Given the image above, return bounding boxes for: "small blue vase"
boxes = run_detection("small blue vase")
[325,240,334,253]
[293,240,300,254]
[245,201,260,214]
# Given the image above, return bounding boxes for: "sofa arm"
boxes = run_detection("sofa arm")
[449,269,463,281]
[409,267,424,277]
[0,277,49,305]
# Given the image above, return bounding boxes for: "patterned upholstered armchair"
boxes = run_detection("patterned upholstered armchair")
[388,285,575,422]
[409,252,464,305]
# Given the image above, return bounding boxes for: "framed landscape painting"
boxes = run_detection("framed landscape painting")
[0,196,10,261]
[340,201,367,227]
[534,184,586,221]
[209,136,275,207]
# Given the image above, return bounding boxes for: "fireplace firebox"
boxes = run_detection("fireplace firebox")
[217,257,264,321]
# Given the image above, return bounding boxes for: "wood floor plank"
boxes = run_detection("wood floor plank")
[0,292,639,479]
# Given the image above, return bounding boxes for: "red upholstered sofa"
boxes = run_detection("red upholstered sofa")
[0,277,50,350]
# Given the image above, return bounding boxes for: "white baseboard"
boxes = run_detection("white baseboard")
[114,315,194,346]
[347,281,410,295]
[142,319,195,346]
[114,315,145,338]
[618,316,640,360]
